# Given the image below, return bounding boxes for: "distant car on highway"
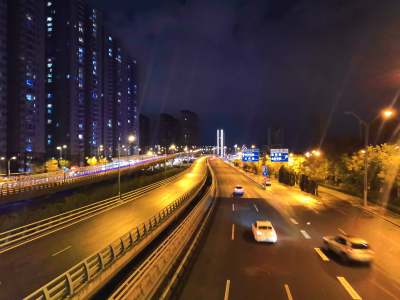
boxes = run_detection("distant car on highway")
[264,177,271,187]
[252,220,277,243]
[233,185,244,195]
[323,234,374,263]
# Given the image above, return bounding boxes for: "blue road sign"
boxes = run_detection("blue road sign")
[262,165,269,177]
[242,149,259,162]
[270,148,289,162]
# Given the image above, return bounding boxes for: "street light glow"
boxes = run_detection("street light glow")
[128,135,136,143]
[382,108,395,119]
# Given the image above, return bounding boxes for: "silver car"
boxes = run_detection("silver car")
[323,234,374,263]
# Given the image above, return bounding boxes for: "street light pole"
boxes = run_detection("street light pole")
[8,156,16,177]
[345,111,369,206]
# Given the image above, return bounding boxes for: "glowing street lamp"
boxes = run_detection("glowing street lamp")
[382,108,395,120]
[56,144,67,160]
[345,107,395,206]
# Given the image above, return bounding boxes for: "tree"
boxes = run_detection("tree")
[301,155,329,182]
[86,156,98,166]
[45,159,58,172]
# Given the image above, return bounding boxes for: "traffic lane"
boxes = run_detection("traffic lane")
[224,163,399,299]
[178,164,242,299]
[0,159,207,299]
[261,181,400,298]
[181,160,348,300]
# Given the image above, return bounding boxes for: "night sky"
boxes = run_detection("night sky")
[90,0,400,149]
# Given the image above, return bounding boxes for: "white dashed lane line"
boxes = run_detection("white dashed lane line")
[290,218,298,225]
[337,276,362,300]
[314,247,330,262]
[284,284,294,300]
[51,245,72,257]
[300,230,311,239]
[224,280,231,300]
[253,204,259,212]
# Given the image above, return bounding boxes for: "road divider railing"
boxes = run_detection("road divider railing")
[0,166,192,254]
[109,162,217,300]
[0,154,179,198]
[23,167,208,300]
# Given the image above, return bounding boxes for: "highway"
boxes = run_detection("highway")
[179,159,400,300]
[0,157,207,300]
[0,154,177,198]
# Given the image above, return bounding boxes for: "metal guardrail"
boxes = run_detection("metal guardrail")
[0,154,178,197]
[109,162,216,300]
[23,171,208,300]
[0,167,190,254]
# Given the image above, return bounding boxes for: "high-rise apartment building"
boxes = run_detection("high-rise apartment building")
[126,58,138,151]
[0,0,139,168]
[102,33,115,158]
[7,0,45,170]
[102,37,138,157]
[0,0,7,159]
[84,7,103,158]
[45,0,106,163]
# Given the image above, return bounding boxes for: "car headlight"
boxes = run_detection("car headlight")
[256,231,262,236]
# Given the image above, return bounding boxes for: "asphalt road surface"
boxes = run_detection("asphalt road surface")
[0,158,207,300]
[179,159,400,300]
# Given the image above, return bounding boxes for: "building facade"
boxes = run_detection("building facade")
[7,0,45,171]
[0,0,139,169]
[0,0,7,160]
[158,113,180,147]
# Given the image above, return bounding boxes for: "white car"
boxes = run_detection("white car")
[233,185,244,195]
[323,234,374,263]
[252,220,277,243]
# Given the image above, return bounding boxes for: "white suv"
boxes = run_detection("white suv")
[323,234,374,263]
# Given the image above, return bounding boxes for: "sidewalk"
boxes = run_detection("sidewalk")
[319,185,400,228]
[227,161,400,228]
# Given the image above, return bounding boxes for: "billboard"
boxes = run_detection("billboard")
[270,148,289,162]
[242,148,260,162]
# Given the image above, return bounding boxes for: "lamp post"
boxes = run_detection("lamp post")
[8,156,17,177]
[345,108,395,206]
[98,144,104,158]
[56,145,67,168]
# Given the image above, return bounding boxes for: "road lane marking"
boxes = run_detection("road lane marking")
[300,230,311,239]
[232,203,235,212]
[369,279,399,300]
[231,224,235,241]
[337,276,362,300]
[224,280,231,300]
[314,247,330,261]
[290,218,298,225]
[338,228,346,235]
[284,284,293,300]
[253,204,259,212]
[51,245,72,257]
